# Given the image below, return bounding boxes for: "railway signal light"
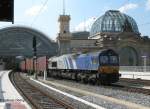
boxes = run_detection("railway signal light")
[0,0,14,23]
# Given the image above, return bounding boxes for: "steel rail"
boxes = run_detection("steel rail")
[9,72,74,109]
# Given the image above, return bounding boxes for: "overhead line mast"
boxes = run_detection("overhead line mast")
[63,0,66,15]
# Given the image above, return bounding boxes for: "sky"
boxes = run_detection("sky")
[0,0,150,40]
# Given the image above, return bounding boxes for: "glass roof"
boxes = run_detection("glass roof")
[0,26,57,57]
[90,10,140,36]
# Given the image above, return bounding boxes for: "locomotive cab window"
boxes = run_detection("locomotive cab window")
[99,56,109,64]
[52,62,57,67]
[109,56,118,64]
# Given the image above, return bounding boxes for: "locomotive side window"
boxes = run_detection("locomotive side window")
[52,62,57,67]
[100,56,108,64]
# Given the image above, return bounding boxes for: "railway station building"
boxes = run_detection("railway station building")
[0,10,149,69]
[57,10,150,66]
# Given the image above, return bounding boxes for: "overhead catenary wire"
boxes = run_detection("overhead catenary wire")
[31,0,49,26]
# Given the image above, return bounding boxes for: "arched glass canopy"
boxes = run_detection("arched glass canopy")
[0,26,58,57]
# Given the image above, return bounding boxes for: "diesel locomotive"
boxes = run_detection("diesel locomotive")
[48,49,120,84]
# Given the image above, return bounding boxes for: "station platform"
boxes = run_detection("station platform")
[0,71,31,109]
[120,71,150,80]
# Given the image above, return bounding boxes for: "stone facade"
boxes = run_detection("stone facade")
[57,15,72,55]
[91,32,150,66]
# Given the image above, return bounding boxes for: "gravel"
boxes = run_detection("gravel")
[82,96,129,109]
[23,75,150,109]
[44,77,150,108]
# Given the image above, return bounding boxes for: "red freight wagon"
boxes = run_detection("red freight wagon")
[37,56,47,72]
[20,61,25,71]
[26,58,33,71]
[20,56,48,74]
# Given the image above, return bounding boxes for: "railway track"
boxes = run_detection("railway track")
[119,78,150,86]
[108,78,150,95]
[109,84,150,95]
[9,72,74,109]
[46,76,150,95]
[38,78,150,109]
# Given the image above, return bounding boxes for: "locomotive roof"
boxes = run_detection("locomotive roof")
[49,49,117,60]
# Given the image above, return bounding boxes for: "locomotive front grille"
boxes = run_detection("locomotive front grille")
[98,66,119,74]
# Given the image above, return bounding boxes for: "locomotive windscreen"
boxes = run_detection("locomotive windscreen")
[109,56,118,64]
[99,56,108,64]
[99,49,119,65]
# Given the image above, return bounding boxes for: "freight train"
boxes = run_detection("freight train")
[20,49,120,84]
